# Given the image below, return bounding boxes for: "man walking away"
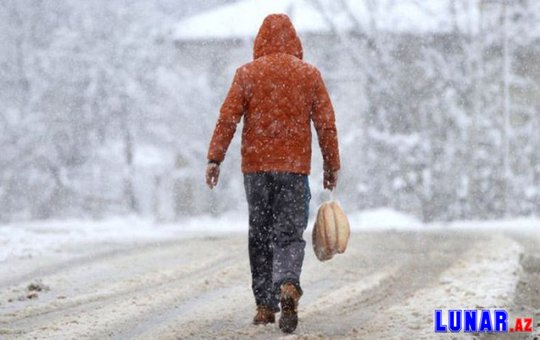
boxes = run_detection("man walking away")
[205,14,340,334]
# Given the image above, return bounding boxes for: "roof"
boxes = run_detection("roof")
[173,0,477,41]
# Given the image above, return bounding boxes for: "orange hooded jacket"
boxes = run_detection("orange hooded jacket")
[207,14,340,175]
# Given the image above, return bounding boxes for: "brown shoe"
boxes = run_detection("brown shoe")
[279,283,301,333]
[253,305,275,325]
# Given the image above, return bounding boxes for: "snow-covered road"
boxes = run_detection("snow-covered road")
[0,229,538,339]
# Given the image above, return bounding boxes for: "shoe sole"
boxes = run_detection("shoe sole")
[279,295,298,333]
[253,318,275,325]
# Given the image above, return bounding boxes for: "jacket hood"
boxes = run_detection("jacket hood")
[253,14,303,60]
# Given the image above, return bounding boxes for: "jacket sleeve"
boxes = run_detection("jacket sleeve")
[207,69,246,163]
[312,70,340,172]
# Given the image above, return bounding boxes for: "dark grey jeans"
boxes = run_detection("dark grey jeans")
[244,172,311,312]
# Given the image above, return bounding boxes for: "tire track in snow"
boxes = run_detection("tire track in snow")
[301,267,398,319]
[0,238,200,289]
[147,232,474,339]
[2,255,248,339]
[2,232,523,339]
[129,267,398,339]
[356,234,523,339]
[0,236,248,338]
[116,234,406,339]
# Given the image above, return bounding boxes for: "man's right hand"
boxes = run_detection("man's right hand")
[324,169,338,190]
[206,163,220,189]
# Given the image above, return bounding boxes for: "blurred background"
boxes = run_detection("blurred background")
[1,0,539,223]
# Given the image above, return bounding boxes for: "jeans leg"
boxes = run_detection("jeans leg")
[244,173,279,311]
[271,173,310,296]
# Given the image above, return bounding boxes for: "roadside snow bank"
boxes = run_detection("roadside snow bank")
[346,208,539,233]
[440,217,540,233]
[346,208,423,231]
[0,211,250,262]
[0,216,173,262]
[0,208,537,263]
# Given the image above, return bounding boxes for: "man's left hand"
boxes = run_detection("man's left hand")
[324,169,338,190]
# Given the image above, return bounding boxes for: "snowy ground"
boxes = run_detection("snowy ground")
[0,210,539,339]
